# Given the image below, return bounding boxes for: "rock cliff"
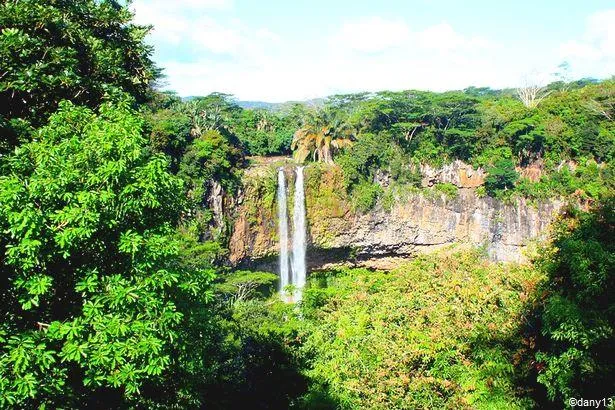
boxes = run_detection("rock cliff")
[228,161,564,270]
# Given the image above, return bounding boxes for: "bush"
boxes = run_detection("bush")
[476,185,487,198]
[485,158,519,197]
[434,182,459,199]
[350,180,383,212]
[337,133,389,191]
[533,199,615,404]
[301,251,542,409]
[388,147,422,186]
[178,129,243,205]
[513,160,614,201]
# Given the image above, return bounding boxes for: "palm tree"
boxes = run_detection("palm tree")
[291,110,354,164]
[185,100,225,138]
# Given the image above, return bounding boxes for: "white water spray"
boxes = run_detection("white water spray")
[277,168,290,298]
[277,166,307,302]
[291,166,307,301]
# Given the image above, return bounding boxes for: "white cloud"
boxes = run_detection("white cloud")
[132,0,236,50]
[133,0,232,15]
[320,18,499,94]
[330,19,492,55]
[161,59,332,101]
[586,9,615,57]
[254,28,281,44]
[132,3,614,102]
[416,22,463,50]
[153,17,505,101]
[415,22,494,52]
[558,9,615,79]
[157,17,501,101]
[132,1,188,45]
[189,17,243,54]
[332,17,410,53]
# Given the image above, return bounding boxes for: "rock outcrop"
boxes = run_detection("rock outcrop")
[420,160,486,188]
[313,189,562,265]
[228,162,564,271]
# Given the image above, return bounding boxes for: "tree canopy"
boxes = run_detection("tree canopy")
[0,100,214,407]
[0,0,157,154]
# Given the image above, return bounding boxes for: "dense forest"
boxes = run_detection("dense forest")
[1,1,613,408]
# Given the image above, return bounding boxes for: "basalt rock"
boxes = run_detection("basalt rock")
[420,160,486,188]
[228,163,564,271]
[318,189,562,264]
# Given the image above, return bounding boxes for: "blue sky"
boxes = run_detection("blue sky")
[131,0,615,102]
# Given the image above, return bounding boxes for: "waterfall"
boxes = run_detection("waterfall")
[277,166,307,303]
[291,166,307,301]
[277,168,290,298]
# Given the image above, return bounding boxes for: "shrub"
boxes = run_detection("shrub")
[350,180,383,212]
[337,133,389,191]
[533,199,615,404]
[476,185,487,198]
[301,251,542,409]
[485,158,519,197]
[388,147,422,186]
[435,182,459,199]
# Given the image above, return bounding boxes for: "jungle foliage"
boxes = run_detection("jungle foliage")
[208,202,614,409]
[300,252,541,409]
[533,199,615,403]
[0,100,214,407]
[221,203,614,409]
[326,83,614,203]
[0,0,157,155]
[0,0,613,408]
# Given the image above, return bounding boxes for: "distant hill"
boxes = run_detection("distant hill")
[181,80,601,110]
[182,96,325,111]
[238,98,326,111]
[236,100,280,110]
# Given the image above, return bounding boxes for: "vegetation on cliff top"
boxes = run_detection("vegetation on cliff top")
[139,78,614,208]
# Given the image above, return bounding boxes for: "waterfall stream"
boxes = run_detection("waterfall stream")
[277,166,307,302]
[291,166,307,301]
[277,168,290,298]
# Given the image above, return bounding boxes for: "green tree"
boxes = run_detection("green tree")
[0,0,157,154]
[0,100,213,407]
[233,108,295,156]
[485,158,519,196]
[144,107,192,172]
[502,115,547,164]
[425,92,481,161]
[291,110,354,164]
[336,133,389,189]
[178,129,242,201]
[534,200,615,405]
[182,93,241,139]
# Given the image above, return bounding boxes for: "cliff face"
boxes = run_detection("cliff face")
[309,189,562,267]
[228,161,564,270]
